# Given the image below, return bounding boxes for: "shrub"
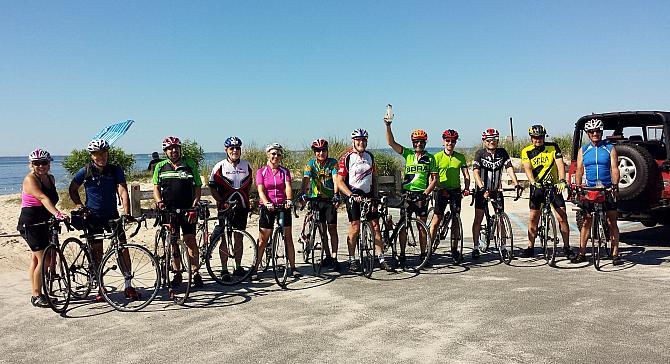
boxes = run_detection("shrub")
[550,133,574,160]
[62,146,135,176]
[181,139,205,166]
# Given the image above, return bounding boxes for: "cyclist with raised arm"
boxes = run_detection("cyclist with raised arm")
[385,119,437,266]
[152,136,204,288]
[520,124,573,259]
[472,128,522,260]
[300,138,341,271]
[68,139,139,300]
[572,118,621,265]
[337,129,392,272]
[208,136,254,281]
[430,129,471,261]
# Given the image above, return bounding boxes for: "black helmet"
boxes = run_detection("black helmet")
[529,124,547,137]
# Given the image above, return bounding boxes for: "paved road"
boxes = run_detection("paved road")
[2,195,670,363]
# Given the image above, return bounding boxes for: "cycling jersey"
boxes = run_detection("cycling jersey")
[337,148,375,194]
[434,150,467,190]
[256,165,291,205]
[153,158,202,210]
[582,141,613,187]
[520,142,562,184]
[401,148,437,192]
[472,148,512,191]
[208,159,253,208]
[303,157,338,198]
[73,163,126,217]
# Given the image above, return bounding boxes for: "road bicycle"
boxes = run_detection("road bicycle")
[298,196,336,275]
[574,185,614,270]
[472,187,521,264]
[428,190,465,265]
[534,182,562,266]
[154,208,195,304]
[263,203,298,288]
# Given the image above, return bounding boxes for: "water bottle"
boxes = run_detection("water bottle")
[384,104,394,123]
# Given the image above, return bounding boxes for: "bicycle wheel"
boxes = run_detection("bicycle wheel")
[360,221,375,278]
[99,244,160,312]
[62,237,93,299]
[310,221,325,275]
[301,213,313,264]
[196,223,210,267]
[400,217,431,271]
[536,214,547,261]
[479,219,491,253]
[41,245,71,314]
[544,213,558,266]
[593,213,608,271]
[495,213,514,265]
[206,228,257,285]
[449,214,464,265]
[272,227,289,288]
[431,211,449,254]
[166,240,192,304]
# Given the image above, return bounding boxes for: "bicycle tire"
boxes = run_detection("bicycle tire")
[196,222,210,267]
[495,213,514,265]
[41,245,71,314]
[360,221,375,278]
[62,237,93,299]
[430,211,448,254]
[545,213,558,267]
[400,217,431,271]
[205,228,257,285]
[309,220,324,275]
[301,213,314,264]
[168,240,192,304]
[450,213,464,265]
[99,243,160,312]
[593,213,608,271]
[479,218,491,253]
[272,227,289,288]
[536,214,547,261]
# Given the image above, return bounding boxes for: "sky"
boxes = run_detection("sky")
[1,0,669,156]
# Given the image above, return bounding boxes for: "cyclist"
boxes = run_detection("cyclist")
[520,124,573,259]
[254,143,301,278]
[17,149,67,307]
[69,139,140,300]
[572,118,621,265]
[336,129,392,272]
[299,138,341,271]
[472,128,522,260]
[385,119,437,266]
[152,136,204,288]
[430,130,471,261]
[208,136,254,281]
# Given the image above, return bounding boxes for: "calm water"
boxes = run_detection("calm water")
[0,147,453,195]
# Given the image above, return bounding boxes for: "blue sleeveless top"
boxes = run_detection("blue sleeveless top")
[582,141,613,186]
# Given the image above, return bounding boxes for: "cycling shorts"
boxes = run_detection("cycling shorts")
[217,207,249,230]
[309,200,337,225]
[345,192,380,222]
[405,191,429,218]
[578,192,617,212]
[86,212,127,243]
[259,208,293,229]
[434,189,462,215]
[474,190,505,211]
[529,186,566,210]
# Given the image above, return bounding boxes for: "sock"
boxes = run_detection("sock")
[378,253,385,263]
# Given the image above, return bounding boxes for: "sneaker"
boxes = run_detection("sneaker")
[192,273,204,288]
[380,261,394,272]
[521,247,534,258]
[291,269,303,278]
[332,259,341,271]
[612,255,623,266]
[472,249,480,260]
[232,267,247,277]
[95,292,105,302]
[220,270,231,282]
[124,286,141,300]
[171,272,183,287]
[31,295,49,308]
[250,273,260,282]
[398,254,407,267]
[571,253,586,264]
[563,246,575,259]
[349,259,361,272]
[501,249,509,261]
[451,248,461,262]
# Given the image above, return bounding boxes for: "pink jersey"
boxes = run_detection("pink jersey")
[337,148,375,194]
[21,193,42,207]
[256,165,291,205]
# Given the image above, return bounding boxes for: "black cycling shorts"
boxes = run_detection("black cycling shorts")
[529,186,566,210]
[345,192,380,222]
[405,191,429,218]
[474,190,505,211]
[218,207,249,230]
[159,210,196,236]
[309,200,337,225]
[259,207,292,229]
[434,189,462,215]
[17,206,50,252]
[86,212,127,243]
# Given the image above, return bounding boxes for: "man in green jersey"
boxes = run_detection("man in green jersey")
[430,129,471,261]
[385,119,437,266]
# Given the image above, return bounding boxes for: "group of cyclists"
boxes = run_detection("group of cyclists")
[18,114,621,308]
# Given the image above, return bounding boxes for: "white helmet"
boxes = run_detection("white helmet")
[265,143,284,153]
[87,139,110,153]
[351,128,369,139]
[584,118,603,131]
[29,148,53,162]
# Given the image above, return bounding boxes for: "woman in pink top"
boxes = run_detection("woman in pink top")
[16,149,66,308]
[254,143,301,279]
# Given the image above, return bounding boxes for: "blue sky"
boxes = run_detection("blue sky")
[2,0,669,155]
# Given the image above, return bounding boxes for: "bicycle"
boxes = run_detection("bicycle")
[154,208,195,304]
[377,193,432,272]
[63,211,160,312]
[351,197,385,278]
[261,203,298,288]
[428,190,464,265]
[204,201,257,285]
[194,200,213,268]
[298,196,336,275]
[472,187,521,264]
[574,185,613,270]
[534,181,562,266]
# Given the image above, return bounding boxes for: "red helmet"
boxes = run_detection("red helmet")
[410,129,428,141]
[481,128,500,140]
[311,138,329,151]
[442,129,459,140]
[162,136,182,150]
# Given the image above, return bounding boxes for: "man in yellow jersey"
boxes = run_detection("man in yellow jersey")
[520,124,573,259]
[430,129,471,261]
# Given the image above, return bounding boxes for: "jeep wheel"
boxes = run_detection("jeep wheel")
[614,144,658,202]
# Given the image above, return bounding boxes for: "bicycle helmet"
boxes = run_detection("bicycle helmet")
[224,136,242,148]
[162,136,182,150]
[351,128,369,139]
[528,124,547,137]
[86,139,110,153]
[311,138,329,151]
[442,129,459,140]
[265,142,284,153]
[584,118,604,131]
[410,129,428,141]
[481,128,500,140]
[28,148,53,162]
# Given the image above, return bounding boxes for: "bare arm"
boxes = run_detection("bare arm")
[301,176,309,196]
[473,169,484,189]
[372,170,379,198]
[117,183,130,215]
[425,173,437,195]
[192,186,201,207]
[610,148,620,185]
[25,175,61,216]
[68,180,84,209]
[556,157,566,181]
[153,184,162,204]
[461,167,471,191]
[285,175,293,200]
[336,174,353,197]
[522,161,535,184]
[575,148,584,186]
[506,166,520,186]
[257,183,271,205]
[385,124,404,154]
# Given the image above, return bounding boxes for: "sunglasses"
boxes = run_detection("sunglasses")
[484,138,499,143]
[228,146,241,150]
[587,130,602,134]
[314,149,328,153]
[32,160,50,166]
[412,140,426,144]
[270,152,282,157]
[443,139,457,144]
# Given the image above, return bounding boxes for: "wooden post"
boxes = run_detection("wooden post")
[129,183,142,217]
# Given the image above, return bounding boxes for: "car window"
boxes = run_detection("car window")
[647,126,663,141]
